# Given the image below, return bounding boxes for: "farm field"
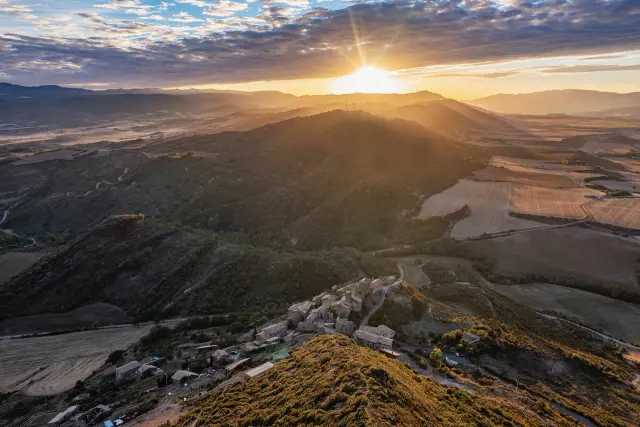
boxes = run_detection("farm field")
[610,157,640,173]
[486,282,640,343]
[509,184,592,219]
[586,198,640,229]
[472,166,577,188]
[466,226,640,290]
[0,251,46,284]
[0,325,155,396]
[591,180,640,193]
[417,179,540,239]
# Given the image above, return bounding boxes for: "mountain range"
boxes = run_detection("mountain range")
[470,89,640,115]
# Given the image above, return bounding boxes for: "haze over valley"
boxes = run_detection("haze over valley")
[1,0,640,426]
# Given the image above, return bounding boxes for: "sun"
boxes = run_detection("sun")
[330,66,402,95]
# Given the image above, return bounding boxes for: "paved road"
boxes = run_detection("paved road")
[360,285,391,328]
[539,313,640,351]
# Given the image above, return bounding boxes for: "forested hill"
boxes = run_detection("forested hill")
[4,111,484,250]
[0,215,394,322]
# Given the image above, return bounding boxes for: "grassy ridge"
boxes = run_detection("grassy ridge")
[171,335,579,427]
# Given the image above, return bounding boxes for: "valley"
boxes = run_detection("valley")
[0,84,639,427]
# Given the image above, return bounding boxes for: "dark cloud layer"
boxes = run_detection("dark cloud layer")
[2,0,640,86]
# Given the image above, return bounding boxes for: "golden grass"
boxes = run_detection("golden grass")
[171,335,582,427]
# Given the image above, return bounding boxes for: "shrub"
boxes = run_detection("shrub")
[429,348,444,368]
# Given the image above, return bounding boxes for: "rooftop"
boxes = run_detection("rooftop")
[225,357,251,371]
[243,362,274,378]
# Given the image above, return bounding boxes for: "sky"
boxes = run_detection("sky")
[0,0,639,99]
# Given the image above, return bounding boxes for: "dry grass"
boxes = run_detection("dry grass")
[171,335,581,427]
[586,198,640,229]
[623,351,640,363]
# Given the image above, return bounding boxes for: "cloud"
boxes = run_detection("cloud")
[141,14,167,20]
[0,5,32,13]
[263,0,310,7]
[578,54,630,61]
[2,0,640,87]
[423,71,520,79]
[542,64,640,73]
[169,11,203,22]
[202,0,248,17]
[177,0,216,7]
[94,0,148,9]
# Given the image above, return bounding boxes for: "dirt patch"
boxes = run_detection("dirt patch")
[0,251,46,284]
[623,351,640,364]
[486,282,640,343]
[0,303,130,335]
[586,198,640,229]
[466,226,640,290]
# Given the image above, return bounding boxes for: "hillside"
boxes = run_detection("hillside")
[171,335,579,426]
[0,215,393,322]
[386,99,529,139]
[470,90,640,115]
[4,111,484,249]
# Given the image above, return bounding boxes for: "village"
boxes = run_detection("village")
[43,275,416,427]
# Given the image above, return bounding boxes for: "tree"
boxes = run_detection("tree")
[429,347,444,368]
[106,350,125,365]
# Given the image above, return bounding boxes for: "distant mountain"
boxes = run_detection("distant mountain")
[469,89,640,115]
[0,83,93,99]
[384,99,530,139]
[169,334,579,426]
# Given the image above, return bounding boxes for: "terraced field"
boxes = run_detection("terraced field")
[586,198,640,229]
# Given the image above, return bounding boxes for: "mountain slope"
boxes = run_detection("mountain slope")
[470,90,640,115]
[172,335,579,426]
[5,111,483,249]
[385,99,529,139]
[0,215,393,321]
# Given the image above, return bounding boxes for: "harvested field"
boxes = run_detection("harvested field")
[417,179,540,239]
[0,325,155,395]
[0,251,46,284]
[509,184,592,219]
[466,227,640,290]
[586,198,640,229]
[486,282,640,343]
[473,166,577,188]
